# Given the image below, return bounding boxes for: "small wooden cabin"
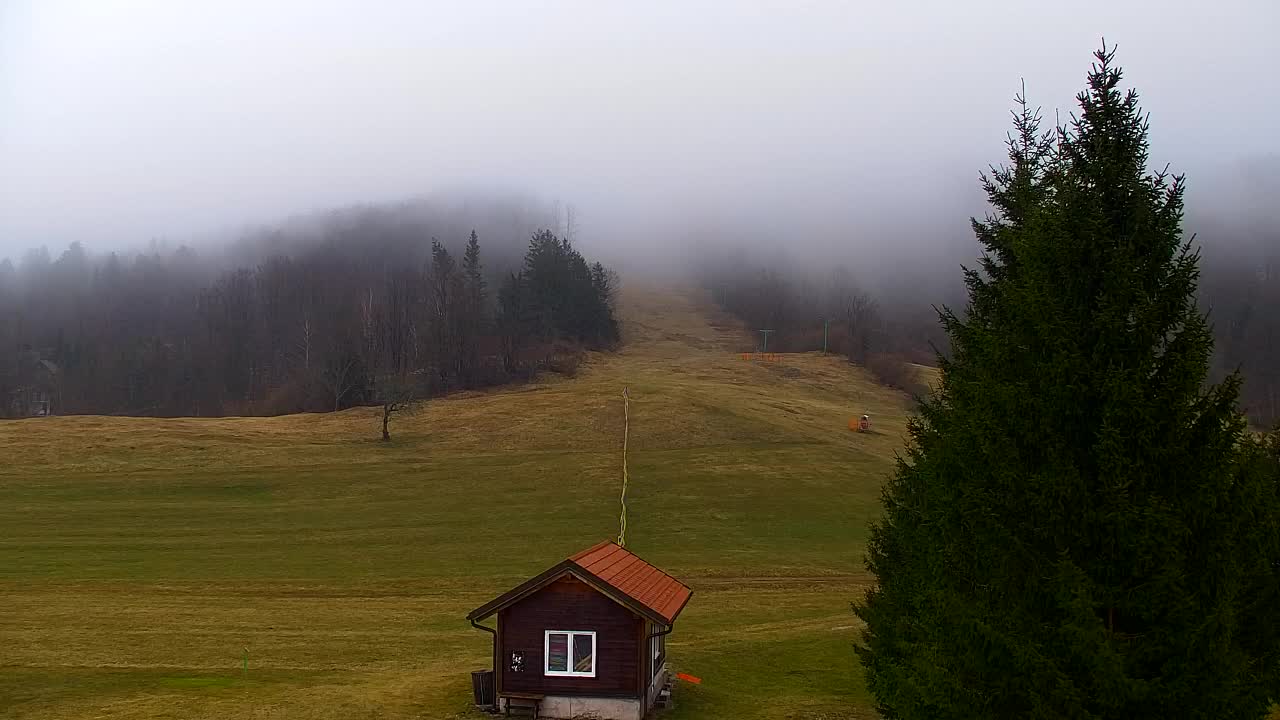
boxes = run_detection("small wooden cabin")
[468,541,693,720]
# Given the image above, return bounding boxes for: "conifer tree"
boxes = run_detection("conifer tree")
[459,230,486,386]
[428,238,459,385]
[462,229,486,307]
[855,45,1279,719]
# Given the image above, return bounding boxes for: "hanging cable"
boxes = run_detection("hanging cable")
[617,386,630,547]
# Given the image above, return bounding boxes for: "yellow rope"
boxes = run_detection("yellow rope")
[617,386,630,547]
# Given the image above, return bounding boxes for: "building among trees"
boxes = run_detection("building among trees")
[6,349,58,416]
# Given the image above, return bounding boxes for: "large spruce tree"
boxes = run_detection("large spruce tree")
[856,45,1279,719]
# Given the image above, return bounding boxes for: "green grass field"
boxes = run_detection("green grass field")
[0,286,922,719]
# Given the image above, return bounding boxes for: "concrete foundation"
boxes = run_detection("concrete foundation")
[502,695,642,720]
[497,665,668,719]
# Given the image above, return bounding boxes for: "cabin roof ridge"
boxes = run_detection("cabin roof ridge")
[468,539,692,625]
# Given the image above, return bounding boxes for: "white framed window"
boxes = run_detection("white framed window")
[544,630,596,677]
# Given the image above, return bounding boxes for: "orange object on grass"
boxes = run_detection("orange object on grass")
[676,672,702,684]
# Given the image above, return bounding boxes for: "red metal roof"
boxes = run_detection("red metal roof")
[569,541,692,625]
[466,540,693,624]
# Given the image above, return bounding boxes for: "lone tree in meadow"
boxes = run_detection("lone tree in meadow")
[855,45,1280,719]
[373,374,420,442]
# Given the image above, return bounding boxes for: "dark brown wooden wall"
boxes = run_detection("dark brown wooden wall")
[499,575,641,697]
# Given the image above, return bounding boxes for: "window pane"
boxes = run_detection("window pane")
[573,633,593,673]
[547,633,568,673]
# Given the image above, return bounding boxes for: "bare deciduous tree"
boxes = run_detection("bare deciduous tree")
[373,374,421,442]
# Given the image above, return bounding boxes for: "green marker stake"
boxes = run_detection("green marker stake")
[243,647,248,678]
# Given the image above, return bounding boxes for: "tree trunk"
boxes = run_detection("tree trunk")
[381,405,391,441]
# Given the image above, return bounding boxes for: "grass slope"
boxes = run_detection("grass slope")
[0,286,917,719]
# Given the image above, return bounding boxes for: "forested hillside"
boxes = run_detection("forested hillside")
[695,254,940,396]
[696,228,1280,428]
[0,201,618,417]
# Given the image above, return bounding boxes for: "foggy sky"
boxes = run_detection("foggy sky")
[2,1,1278,265]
